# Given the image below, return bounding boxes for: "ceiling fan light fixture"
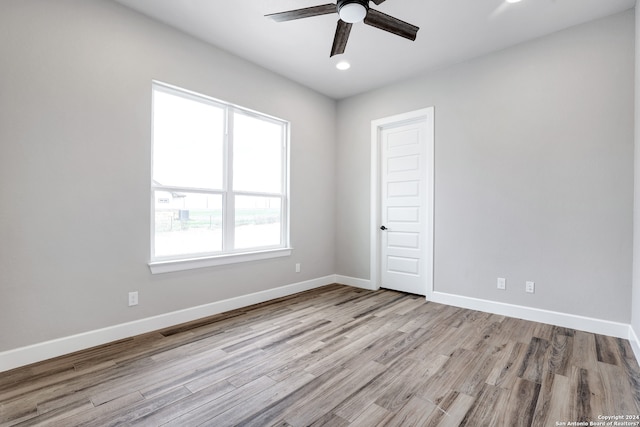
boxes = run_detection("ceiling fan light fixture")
[338,0,368,23]
[266,0,419,58]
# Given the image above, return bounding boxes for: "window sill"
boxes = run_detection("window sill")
[148,248,292,274]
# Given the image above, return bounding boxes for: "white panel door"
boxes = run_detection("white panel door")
[379,117,430,295]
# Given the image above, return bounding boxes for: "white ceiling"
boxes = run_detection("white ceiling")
[114,0,636,99]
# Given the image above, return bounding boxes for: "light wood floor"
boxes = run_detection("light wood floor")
[1,284,639,426]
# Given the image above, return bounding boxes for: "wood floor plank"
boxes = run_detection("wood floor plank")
[594,334,622,366]
[372,294,421,318]
[569,365,605,423]
[132,379,235,426]
[416,348,482,403]
[36,391,95,419]
[226,341,324,388]
[458,383,510,427]
[348,403,391,427]
[332,358,419,422]
[456,348,501,397]
[373,358,428,412]
[282,361,387,426]
[547,331,573,376]
[49,392,145,427]
[0,364,80,403]
[0,284,638,426]
[265,338,344,383]
[486,341,528,389]
[423,391,476,427]
[532,322,555,342]
[598,361,640,415]
[530,371,570,427]
[160,375,280,426]
[195,371,317,427]
[396,303,448,334]
[308,412,350,427]
[379,395,437,427]
[15,398,94,427]
[173,348,268,394]
[316,314,382,344]
[517,336,551,384]
[464,317,505,353]
[88,347,229,406]
[372,326,433,366]
[619,340,640,408]
[303,331,391,376]
[502,377,541,427]
[238,366,354,427]
[502,318,536,345]
[572,330,600,370]
[85,387,191,427]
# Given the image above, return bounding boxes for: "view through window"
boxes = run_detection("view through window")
[151,83,289,262]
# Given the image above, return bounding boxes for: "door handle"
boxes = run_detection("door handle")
[380,225,387,231]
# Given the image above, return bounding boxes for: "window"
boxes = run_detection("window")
[149,82,290,273]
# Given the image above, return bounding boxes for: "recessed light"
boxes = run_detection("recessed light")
[506,0,522,3]
[336,61,351,71]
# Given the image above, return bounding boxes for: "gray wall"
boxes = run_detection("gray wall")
[0,0,336,351]
[336,10,635,323]
[633,5,640,340]
[0,0,635,355]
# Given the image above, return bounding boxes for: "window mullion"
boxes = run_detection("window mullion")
[232,190,283,198]
[224,108,235,252]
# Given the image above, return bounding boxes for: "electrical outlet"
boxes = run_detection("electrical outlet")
[497,277,506,290]
[295,263,301,273]
[128,291,139,306]
[525,281,535,294]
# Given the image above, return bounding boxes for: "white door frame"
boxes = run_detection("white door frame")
[370,107,435,299]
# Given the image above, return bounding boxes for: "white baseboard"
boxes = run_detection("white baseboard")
[334,275,374,290]
[430,291,630,339]
[335,277,632,340]
[0,275,336,373]
[3,277,637,373]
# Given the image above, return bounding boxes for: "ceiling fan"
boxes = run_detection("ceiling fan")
[265,0,419,57]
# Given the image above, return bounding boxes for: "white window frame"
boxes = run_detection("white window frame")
[148,81,291,274]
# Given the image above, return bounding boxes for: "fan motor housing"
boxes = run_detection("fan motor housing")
[336,0,369,16]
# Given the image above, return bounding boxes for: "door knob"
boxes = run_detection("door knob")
[380,225,387,230]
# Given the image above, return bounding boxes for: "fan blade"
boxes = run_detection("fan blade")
[364,9,419,41]
[266,4,336,22]
[330,20,352,57]
[370,0,386,4]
